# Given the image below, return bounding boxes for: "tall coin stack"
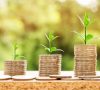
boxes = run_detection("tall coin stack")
[74,45,97,76]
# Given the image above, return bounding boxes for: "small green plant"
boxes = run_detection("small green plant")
[13,43,25,60]
[73,13,93,44]
[41,32,64,53]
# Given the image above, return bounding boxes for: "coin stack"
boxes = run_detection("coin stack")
[74,45,97,76]
[39,54,61,77]
[4,60,27,76]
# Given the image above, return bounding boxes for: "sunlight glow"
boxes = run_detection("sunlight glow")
[76,0,91,6]
[59,0,66,3]
[76,0,98,12]
[0,0,7,8]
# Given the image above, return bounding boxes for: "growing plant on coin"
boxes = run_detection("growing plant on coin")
[73,13,93,44]
[13,42,25,60]
[41,32,64,53]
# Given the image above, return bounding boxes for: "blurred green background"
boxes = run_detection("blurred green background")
[0,0,100,70]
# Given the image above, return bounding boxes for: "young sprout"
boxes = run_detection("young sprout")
[73,13,93,44]
[41,32,64,53]
[13,42,18,60]
[13,42,25,60]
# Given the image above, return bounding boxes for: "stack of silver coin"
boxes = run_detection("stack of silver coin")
[4,60,26,76]
[74,45,97,76]
[39,54,61,77]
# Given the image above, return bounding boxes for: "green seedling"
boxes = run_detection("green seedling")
[41,32,64,53]
[73,13,93,44]
[13,43,25,60]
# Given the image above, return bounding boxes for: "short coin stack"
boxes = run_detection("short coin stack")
[4,60,26,76]
[39,54,61,77]
[74,45,97,76]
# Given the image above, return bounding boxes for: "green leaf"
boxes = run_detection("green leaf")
[41,44,47,48]
[50,47,57,52]
[45,48,50,52]
[57,49,64,52]
[83,13,90,27]
[48,32,55,42]
[45,33,50,41]
[41,44,50,52]
[86,34,93,41]
[53,36,59,40]
[18,56,26,59]
[72,30,85,41]
[78,16,84,26]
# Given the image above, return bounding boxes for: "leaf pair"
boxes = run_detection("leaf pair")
[41,44,63,53]
[45,33,59,42]
[15,54,25,59]
[50,47,63,52]
[73,30,93,42]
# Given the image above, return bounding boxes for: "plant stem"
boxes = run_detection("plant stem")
[49,41,52,54]
[13,47,16,60]
[85,26,87,45]
[13,44,17,60]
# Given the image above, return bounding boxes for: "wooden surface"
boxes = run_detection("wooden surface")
[0,71,100,90]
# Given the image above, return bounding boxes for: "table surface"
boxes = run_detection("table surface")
[0,71,100,82]
[0,71,100,90]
